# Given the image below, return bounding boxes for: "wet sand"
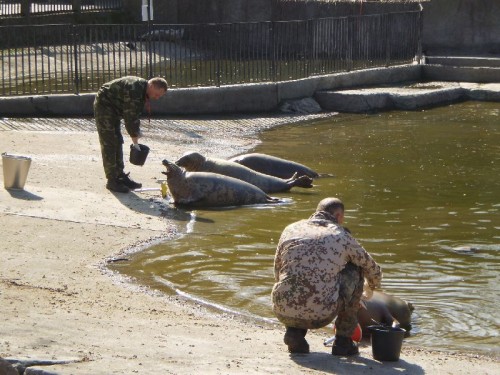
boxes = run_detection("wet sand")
[0,115,498,374]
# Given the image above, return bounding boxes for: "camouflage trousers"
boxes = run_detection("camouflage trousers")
[283,263,364,337]
[94,103,125,180]
[333,262,364,337]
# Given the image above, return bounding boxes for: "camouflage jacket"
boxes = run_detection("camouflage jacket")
[272,211,382,326]
[94,76,148,137]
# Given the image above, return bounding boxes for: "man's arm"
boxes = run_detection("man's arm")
[345,235,382,290]
[123,81,147,138]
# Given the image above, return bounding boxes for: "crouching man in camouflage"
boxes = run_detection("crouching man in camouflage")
[94,76,168,193]
[271,197,382,356]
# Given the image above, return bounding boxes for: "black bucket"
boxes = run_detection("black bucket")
[368,325,406,361]
[129,144,150,166]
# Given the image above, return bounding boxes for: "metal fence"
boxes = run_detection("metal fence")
[0,10,422,96]
[0,0,122,17]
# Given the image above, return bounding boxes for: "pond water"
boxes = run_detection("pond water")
[111,101,500,355]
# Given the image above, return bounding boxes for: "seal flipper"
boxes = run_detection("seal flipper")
[286,173,314,189]
[266,195,282,203]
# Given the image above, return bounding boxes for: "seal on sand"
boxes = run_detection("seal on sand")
[229,153,319,179]
[176,152,313,194]
[358,291,414,335]
[161,159,282,207]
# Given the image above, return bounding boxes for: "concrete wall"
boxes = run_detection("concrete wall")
[1,64,498,117]
[172,0,272,24]
[422,0,500,55]
[0,65,421,117]
[5,1,498,56]
[140,0,500,56]
[135,0,419,24]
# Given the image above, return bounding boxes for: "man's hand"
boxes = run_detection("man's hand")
[131,130,143,146]
[361,279,374,300]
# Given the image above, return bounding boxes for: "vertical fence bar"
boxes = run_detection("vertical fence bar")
[385,13,390,67]
[216,24,221,87]
[146,0,153,78]
[72,25,80,94]
[417,5,423,64]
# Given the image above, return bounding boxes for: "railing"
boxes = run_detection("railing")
[0,11,422,96]
[0,0,122,17]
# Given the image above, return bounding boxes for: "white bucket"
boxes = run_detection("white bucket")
[2,152,32,190]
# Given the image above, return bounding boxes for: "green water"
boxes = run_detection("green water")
[112,101,500,354]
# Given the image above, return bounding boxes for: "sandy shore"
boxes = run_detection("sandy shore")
[1,115,498,374]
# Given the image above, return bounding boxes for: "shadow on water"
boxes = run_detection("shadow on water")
[290,351,424,375]
[111,101,500,355]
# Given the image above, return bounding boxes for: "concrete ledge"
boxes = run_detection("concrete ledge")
[465,83,500,101]
[422,65,500,83]
[0,84,279,117]
[276,65,422,100]
[0,64,498,117]
[314,82,500,113]
[0,94,95,117]
[0,65,420,117]
[391,87,465,110]
[153,83,278,115]
[426,56,500,68]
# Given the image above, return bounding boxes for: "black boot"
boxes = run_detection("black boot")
[284,327,309,354]
[118,172,142,190]
[106,178,129,193]
[332,335,359,356]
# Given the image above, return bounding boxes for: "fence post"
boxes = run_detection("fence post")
[147,0,153,78]
[72,24,80,94]
[417,5,424,64]
[305,18,312,78]
[20,0,30,17]
[72,0,82,14]
[385,13,390,67]
[215,24,221,87]
[270,21,276,82]
[346,16,353,72]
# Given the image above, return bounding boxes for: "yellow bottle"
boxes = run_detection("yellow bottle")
[161,182,168,198]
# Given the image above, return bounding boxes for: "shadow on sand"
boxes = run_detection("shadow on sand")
[289,350,424,375]
[6,189,43,201]
[109,188,215,225]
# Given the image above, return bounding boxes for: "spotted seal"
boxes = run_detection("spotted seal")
[229,153,319,179]
[358,291,414,335]
[175,152,313,194]
[161,159,281,207]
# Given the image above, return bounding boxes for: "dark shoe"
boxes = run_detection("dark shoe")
[284,327,310,354]
[118,172,142,190]
[332,335,359,356]
[106,178,129,193]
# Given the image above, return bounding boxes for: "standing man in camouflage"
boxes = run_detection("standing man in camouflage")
[271,197,382,356]
[94,76,168,193]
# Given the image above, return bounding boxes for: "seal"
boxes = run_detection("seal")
[161,159,282,208]
[176,152,313,194]
[358,291,414,336]
[229,153,319,179]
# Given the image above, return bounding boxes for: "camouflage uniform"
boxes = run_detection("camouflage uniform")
[94,76,148,180]
[272,210,382,336]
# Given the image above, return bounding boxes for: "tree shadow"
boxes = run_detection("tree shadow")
[289,351,425,375]
[6,189,43,201]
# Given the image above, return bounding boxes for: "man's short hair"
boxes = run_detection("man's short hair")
[149,77,168,91]
[316,197,344,214]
